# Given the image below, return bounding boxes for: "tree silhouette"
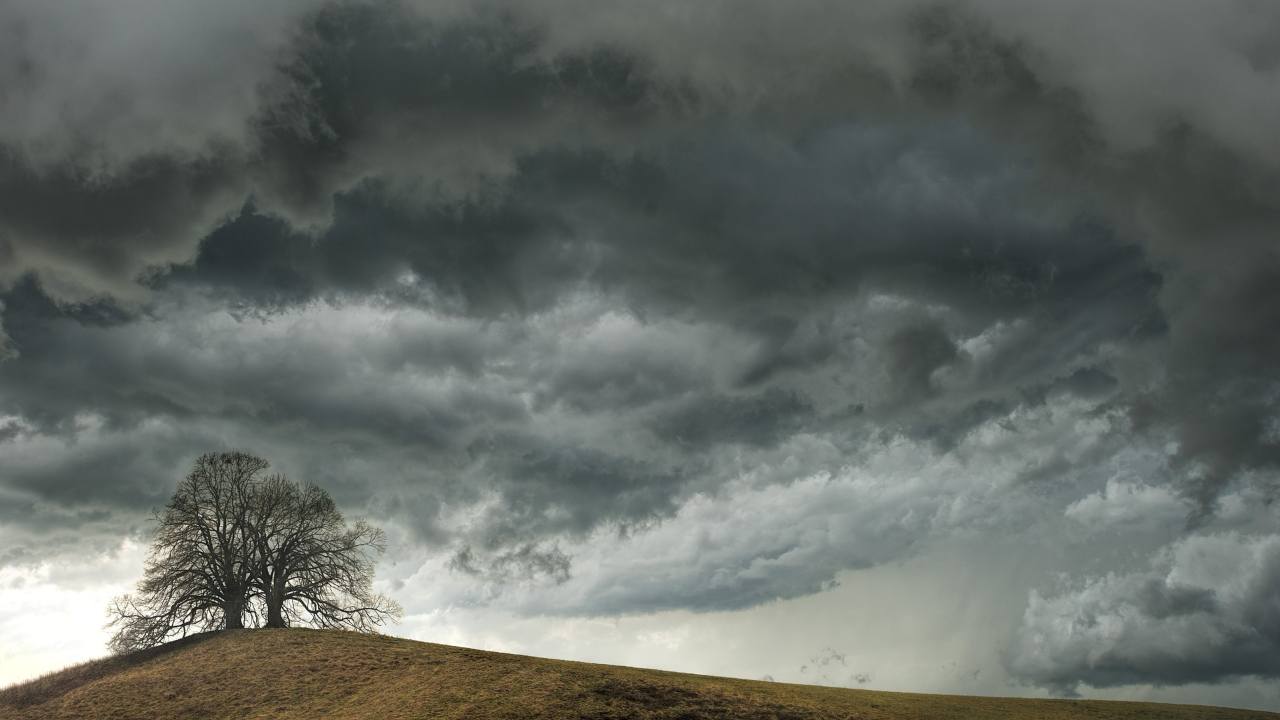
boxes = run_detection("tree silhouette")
[249,474,399,630]
[108,452,264,652]
[108,452,399,653]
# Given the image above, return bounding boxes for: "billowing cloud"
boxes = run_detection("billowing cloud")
[1064,477,1188,533]
[1010,533,1280,692]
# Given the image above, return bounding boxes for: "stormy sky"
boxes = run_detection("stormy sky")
[2,0,1280,709]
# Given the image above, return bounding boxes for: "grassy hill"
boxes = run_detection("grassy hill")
[1,629,1274,720]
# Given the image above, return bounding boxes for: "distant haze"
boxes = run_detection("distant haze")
[1,0,1279,710]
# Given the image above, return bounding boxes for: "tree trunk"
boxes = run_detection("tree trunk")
[266,603,285,628]
[266,578,287,628]
[224,598,245,629]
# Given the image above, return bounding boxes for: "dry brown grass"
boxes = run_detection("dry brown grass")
[0,632,218,710]
[0,629,1274,720]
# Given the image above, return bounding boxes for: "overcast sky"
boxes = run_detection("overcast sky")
[2,0,1280,710]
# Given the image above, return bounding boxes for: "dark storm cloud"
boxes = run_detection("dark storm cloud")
[2,0,1280,695]
[530,333,703,413]
[0,308,14,361]
[1049,367,1119,401]
[901,3,1280,522]
[0,111,1154,547]
[0,277,694,549]
[450,543,572,586]
[467,436,686,545]
[1105,130,1280,521]
[248,2,669,223]
[907,397,1010,452]
[169,118,1162,345]
[160,181,571,317]
[0,418,21,444]
[0,276,531,440]
[651,388,813,449]
[885,320,958,403]
[0,0,324,301]
[0,148,246,302]
[1,0,1166,546]
[1135,579,1217,620]
[5,1,1156,325]
[0,438,213,561]
[0,0,672,306]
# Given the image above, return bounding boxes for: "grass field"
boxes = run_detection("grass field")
[1,629,1274,720]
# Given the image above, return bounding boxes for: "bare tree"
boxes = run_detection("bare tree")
[108,452,399,653]
[248,475,400,630]
[108,452,266,653]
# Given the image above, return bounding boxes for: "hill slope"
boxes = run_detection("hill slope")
[0,629,1274,720]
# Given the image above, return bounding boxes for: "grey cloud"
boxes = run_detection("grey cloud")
[908,397,1010,452]
[1135,579,1217,621]
[894,5,1280,524]
[0,149,247,303]
[167,117,1162,349]
[1,0,1276,312]
[0,418,21,444]
[1064,478,1188,534]
[0,0,674,307]
[651,388,813,449]
[4,440,177,510]
[0,310,14,362]
[467,437,686,547]
[1050,367,1119,401]
[531,341,703,414]
[0,0,1163,316]
[2,28,1167,550]
[248,2,674,225]
[0,278,528,442]
[0,544,33,569]
[0,0,322,165]
[1013,366,1120,419]
[437,394,1132,618]
[885,320,959,403]
[0,0,326,302]
[1010,533,1280,692]
[966,0,1280,167]
[731,314,843,389]
[0,415,224,550]
[450,543,572,586]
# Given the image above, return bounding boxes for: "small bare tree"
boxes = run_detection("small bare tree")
[108,452,265,653]
[249,475,400,630]
[108,451,399,653]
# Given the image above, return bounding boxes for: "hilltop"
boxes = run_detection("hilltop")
[0,629,1274,720]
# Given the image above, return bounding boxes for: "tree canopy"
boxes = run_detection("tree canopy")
[108,452,400,653]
